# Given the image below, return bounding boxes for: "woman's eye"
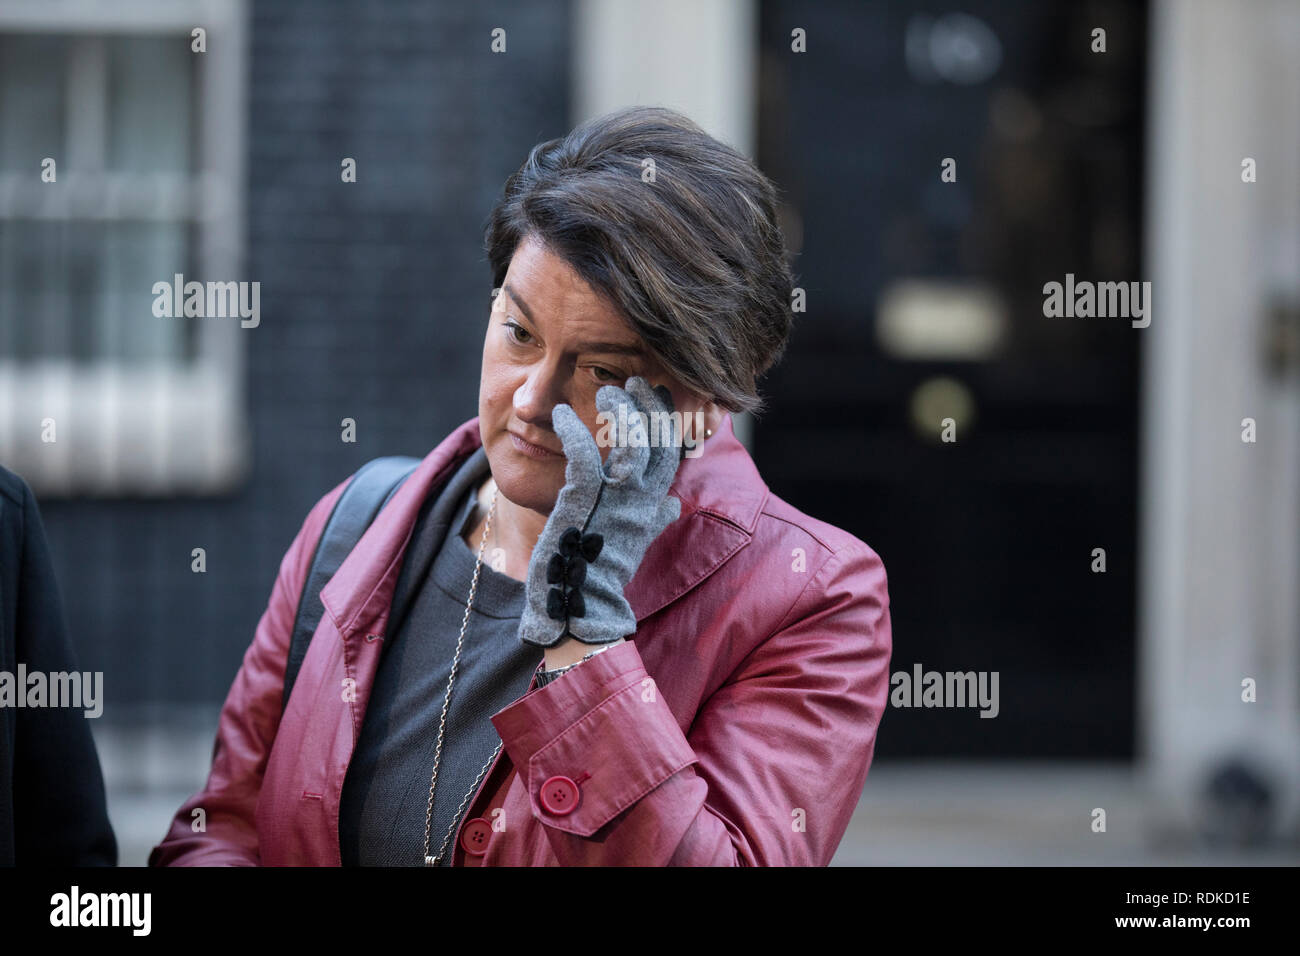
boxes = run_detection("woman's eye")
[502,321,620,383]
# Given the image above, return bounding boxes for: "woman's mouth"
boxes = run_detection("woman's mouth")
[509,431,562,459]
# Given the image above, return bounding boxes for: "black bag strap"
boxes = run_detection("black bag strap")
[282,455,421,712]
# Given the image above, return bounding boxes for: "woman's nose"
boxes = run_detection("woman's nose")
[514,368,566,423]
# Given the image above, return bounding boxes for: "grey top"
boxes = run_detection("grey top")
[338,446,540,866]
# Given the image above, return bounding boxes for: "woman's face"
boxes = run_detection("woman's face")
[479,233,711,515]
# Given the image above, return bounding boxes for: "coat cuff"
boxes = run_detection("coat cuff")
[490,640,696,837]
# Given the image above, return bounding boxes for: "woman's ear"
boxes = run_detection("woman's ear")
[677,401,724,460]
[700,401,725,438]
[651,379,723,447]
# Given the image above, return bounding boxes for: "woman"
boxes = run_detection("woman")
[149,105,892,867]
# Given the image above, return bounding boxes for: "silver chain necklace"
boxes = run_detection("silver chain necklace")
[422,481,508,866]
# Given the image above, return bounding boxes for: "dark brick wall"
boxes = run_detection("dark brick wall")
[40,0,571,706]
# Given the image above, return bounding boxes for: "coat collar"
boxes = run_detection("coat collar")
[320,411,769,639]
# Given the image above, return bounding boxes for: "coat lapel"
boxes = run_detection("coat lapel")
[626,412,767,621]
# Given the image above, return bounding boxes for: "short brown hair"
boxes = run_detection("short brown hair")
[483,105,796,417]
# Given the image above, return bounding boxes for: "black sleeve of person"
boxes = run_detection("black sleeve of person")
[0,466,117,866]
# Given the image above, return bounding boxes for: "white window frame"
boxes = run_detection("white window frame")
[0,0,248,496]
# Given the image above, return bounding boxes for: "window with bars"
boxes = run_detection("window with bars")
[0,0,248,495]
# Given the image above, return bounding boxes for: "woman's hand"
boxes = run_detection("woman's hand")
[517,376,683,649]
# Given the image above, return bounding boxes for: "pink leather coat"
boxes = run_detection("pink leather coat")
[149,412,892,866]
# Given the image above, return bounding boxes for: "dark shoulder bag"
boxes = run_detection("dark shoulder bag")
[281,455,421,711]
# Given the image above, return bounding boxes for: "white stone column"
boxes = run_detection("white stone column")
[1142,0,1300,842]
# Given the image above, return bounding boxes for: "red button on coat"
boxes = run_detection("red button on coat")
[459,817,492,856]
[539,775,580,815]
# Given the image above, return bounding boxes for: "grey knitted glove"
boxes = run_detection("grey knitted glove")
[517,376,684,648]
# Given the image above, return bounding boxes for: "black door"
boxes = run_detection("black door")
[756,0,1146,757]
